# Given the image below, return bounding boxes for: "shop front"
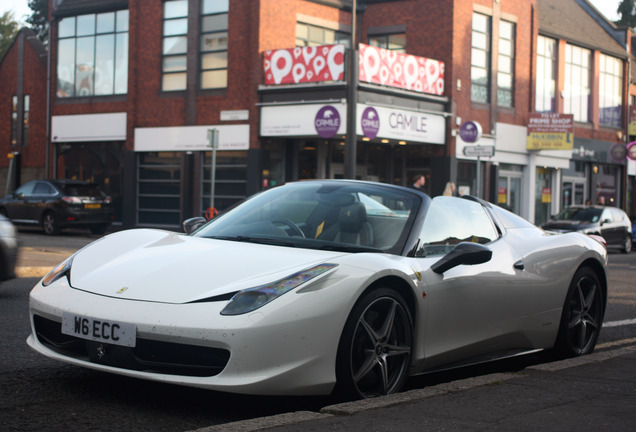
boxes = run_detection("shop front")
[133,124,250,229]
[456,122,571,225]
[51,113,127,223]
[259,101,448,192]
[570,137,626,208]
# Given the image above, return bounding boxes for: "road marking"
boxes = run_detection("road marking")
[603,318,636,328]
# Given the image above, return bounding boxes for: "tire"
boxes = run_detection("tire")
[90,224,109,235]
[621,235,632,254]
[42,212,60,235]
[553,267,604,358]
[335,288,413,399]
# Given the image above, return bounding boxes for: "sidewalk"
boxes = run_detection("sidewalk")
[195,345,636,432]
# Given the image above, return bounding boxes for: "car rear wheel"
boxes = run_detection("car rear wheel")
[42,212,60,235]
[621,235,632,253]
[553,267,604,357]
[336,288,412,399]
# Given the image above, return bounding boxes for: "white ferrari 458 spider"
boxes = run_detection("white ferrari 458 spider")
[27,180,608,399]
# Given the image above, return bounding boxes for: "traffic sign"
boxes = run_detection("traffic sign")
[463,145,494,157]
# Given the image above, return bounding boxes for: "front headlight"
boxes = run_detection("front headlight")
[221,263,338,316]
[42,254,75,287]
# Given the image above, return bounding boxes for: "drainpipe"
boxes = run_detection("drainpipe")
[45,18,54,178]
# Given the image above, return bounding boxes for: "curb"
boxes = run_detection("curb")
[189,344,636,432]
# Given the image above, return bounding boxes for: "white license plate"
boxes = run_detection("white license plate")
[61,312,136,347]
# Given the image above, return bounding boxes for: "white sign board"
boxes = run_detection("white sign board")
[134,124,249,152]
[52,113,127,142]
[463,145,495,157]
[357,104,445,144]
[260,104,347,137]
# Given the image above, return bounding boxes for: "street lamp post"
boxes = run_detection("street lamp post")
[344,0,358,179]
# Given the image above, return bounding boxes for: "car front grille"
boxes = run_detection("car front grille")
[33,315,230,377]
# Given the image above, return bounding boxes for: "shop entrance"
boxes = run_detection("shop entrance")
[56,141,124,222]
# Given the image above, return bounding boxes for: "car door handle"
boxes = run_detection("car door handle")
[513,260,525,271]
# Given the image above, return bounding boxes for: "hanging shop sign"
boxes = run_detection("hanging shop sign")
[526,113,574,150]
[264,45,345,85]
[459,121,482,143]
[629,107,636,136]
[627,141,636,161]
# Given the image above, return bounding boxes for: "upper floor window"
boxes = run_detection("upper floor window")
[536,35,556,113]
[599,54,623,128]
[296,22,350,47]
[11,96,18,146]
[497,20,515,107]
[369,34,406,52]
[471,13,490,104]
[162,0,188,91]
[23,95,29,146]
[57,10,129,97]
[200,0,229,89]
[564,44,591,122]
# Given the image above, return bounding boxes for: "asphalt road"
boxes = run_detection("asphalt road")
[2,228,635,431]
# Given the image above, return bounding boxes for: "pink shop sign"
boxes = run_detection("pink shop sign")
[264,45,346,85]
[358,44,445,96]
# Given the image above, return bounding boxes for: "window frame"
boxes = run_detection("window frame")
[535,35,557,113]
[471,13,491,104]
[199,0,229,90]
[564,44,591,123]
[599,53,623,128]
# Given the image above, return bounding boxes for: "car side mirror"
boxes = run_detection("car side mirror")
[15,192,25,200]
[183,217,207,235]
[431,242,492,274]
[601,218,612,225]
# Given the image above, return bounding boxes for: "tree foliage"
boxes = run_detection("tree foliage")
[0,11,20,58]
[26,0,49,42]
[616,0,636,27]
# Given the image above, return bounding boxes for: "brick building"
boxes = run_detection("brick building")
[0,0,633,230]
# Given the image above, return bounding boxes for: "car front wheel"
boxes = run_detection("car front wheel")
[621,235,632,253]
[42,212,60,235]
[553,267,604,357]
[336,288,412,399]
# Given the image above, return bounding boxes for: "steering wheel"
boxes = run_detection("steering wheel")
[272,218,305,237]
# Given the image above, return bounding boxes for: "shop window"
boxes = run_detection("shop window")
[200,0,229,89]
[471,13,490,103]
[564,44,591,123]
[57,10,129,97]
[162,0,189,91]
[137,152,182,226]
[296,22,350,47]
[497,20,515,108]
[369,34,406,52]
[536,35,556,113]
[599,54,623,128]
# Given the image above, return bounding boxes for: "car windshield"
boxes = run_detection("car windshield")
[193,181,420,254]
[555,207,602,223]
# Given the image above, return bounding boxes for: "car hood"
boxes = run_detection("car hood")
[68,229,347,303]
[541,220,596,232]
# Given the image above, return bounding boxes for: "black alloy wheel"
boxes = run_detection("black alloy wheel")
[336,288,412,399]
[42,212,60,235]
[554,267,604,357]
[621,235,632,254]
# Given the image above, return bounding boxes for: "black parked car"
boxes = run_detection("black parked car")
[541,205,632,253]
[0,180,114,235]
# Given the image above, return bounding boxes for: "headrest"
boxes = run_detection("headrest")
[339,202,367,232]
